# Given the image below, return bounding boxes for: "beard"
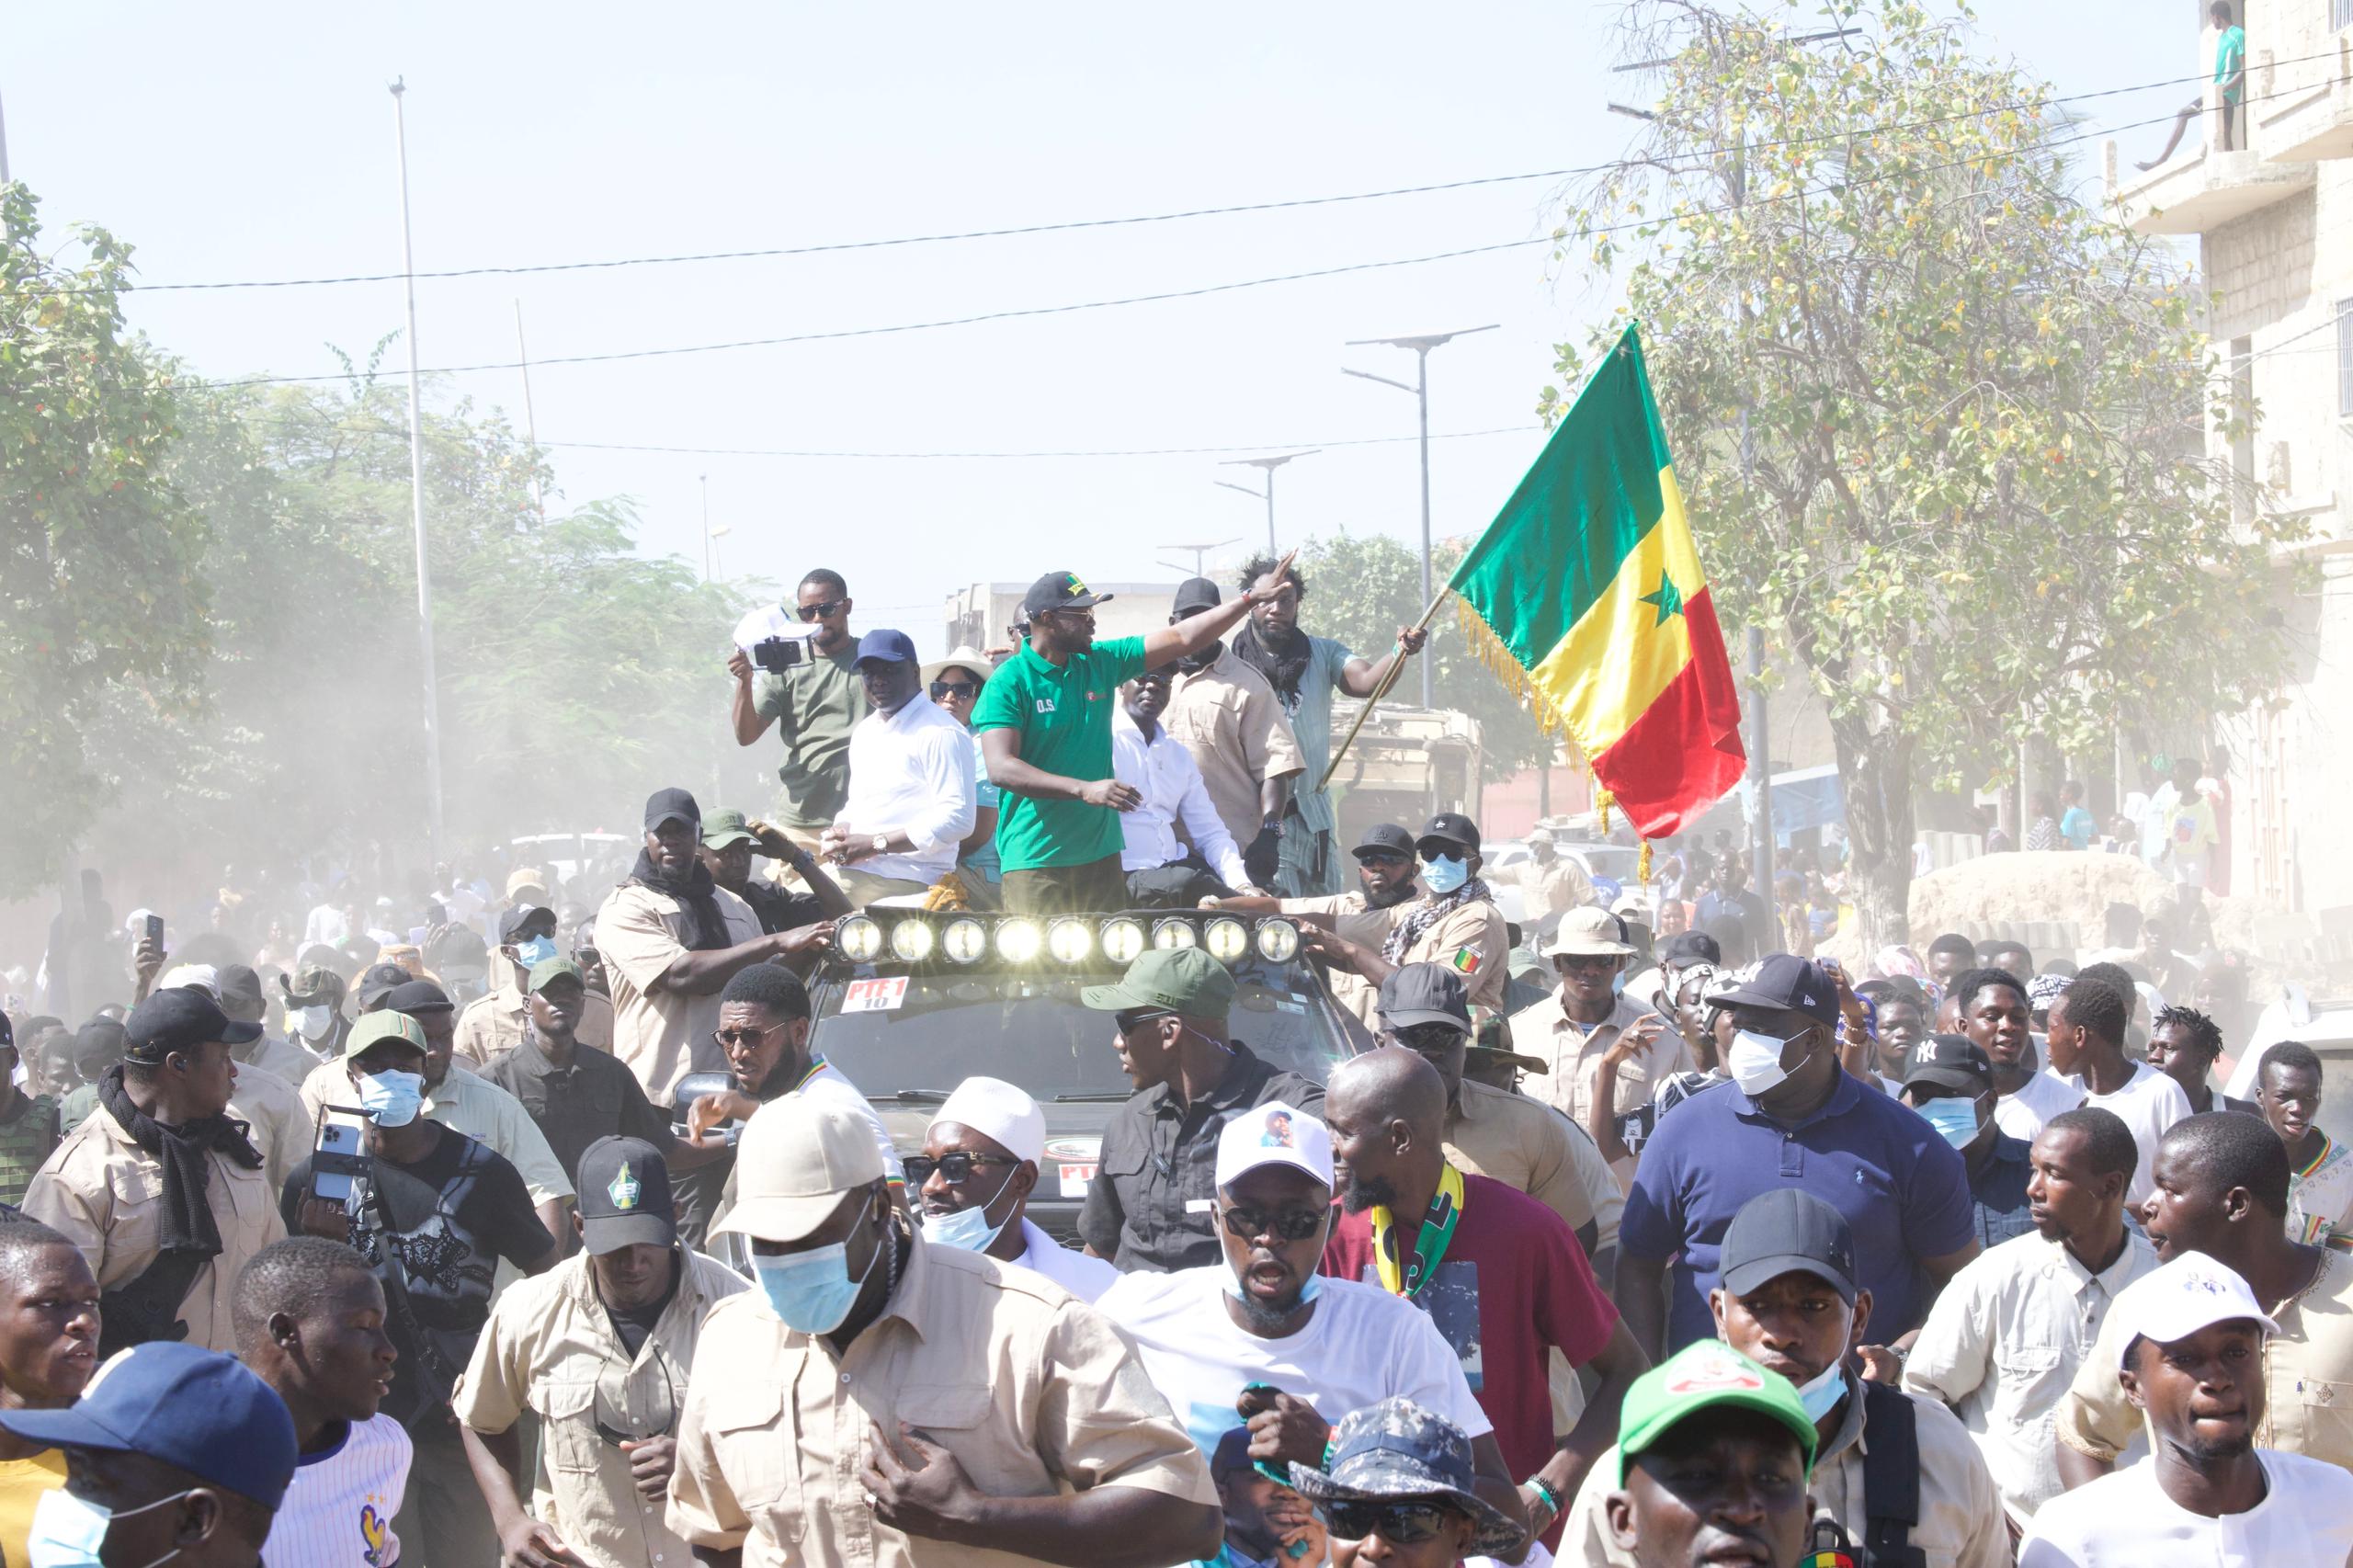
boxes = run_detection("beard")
[1232,1278,1308,1332]
[1364,880,1417,910]
[2173,1429,2255,1464]
[1342,1170,1400,1215]
[1175,641,1221,673]
[1256,619,1306,652]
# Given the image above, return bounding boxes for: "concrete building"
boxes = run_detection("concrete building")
[2109,3,2353,912]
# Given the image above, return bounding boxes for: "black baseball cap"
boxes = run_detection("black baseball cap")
[644,787,700,832]
[1720,1188,1859,1305]
[1022,571,1114,617]
[499,904,558,944]
[1378,964,1472,1036]
[1903,1034,1994,1099]
[1711,953,1838,1027]
[1416,812,1481,857]
[354,962,412,1012]
[1659,931,1722,970]
[1352,824,1417,860]
[1171,577,1222,617]
[215,964,267,1013]
[124,987,262,1063]
[577,1136,676,1255]
[386,979,455,1017]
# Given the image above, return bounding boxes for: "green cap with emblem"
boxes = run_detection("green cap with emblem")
[1616,1340,1819,1485]
[339,1009,428,1065]
[575,1135,675,1255]
[1079,947,1235,1022]
[526,957,585,994]
[700,809,757,850]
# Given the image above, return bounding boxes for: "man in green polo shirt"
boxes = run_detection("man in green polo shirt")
[2141,1,2247,168]
[973,558,1294,914]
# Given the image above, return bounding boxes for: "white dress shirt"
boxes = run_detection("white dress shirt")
[1013,1217,1120,1302]
[1111,710,1251,887]
[839,692,978,883]
[2018,1448,2353,1566]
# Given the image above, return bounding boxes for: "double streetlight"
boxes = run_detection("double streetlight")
[1342,324,1497,708]
[1216,451,1319,557]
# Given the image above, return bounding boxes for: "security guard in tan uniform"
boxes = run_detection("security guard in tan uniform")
[24,985,284,1354]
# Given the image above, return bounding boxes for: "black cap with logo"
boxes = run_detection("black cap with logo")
[1711,953,1838,1027]
[1021,571,1115,618]
[1416,812,1481,857]
[1903,1033,1994,1099]
[353,962,413,1013]
[577,1136,676,1255]
[1352,824,1417,860]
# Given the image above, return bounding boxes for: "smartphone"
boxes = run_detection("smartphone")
[142,914,164,948]
[312,1108,371,1205]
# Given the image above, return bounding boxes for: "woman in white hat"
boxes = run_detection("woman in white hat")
[921,646,1005,907]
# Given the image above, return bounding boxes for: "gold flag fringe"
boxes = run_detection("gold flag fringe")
[1451,597,1574,738]
[1638,840,1653,882]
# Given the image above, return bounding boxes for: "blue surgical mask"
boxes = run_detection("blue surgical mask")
[28,1486,188,1568]
[1916,1096,1982,1149]
[754,1192,881,1334]
[355,1068,426,1129]
[1423,856,1469,894]
[1793,1360,1848,1424]
[514,937,559,971]
[1222,1267,1322,1310]
[920,1171,1017,1255]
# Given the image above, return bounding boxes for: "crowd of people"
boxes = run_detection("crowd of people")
[0,558,2343,1568]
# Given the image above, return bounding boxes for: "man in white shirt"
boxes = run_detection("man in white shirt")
[2046,978,2189,1208]
[820,629,977,904]
[1095,1101,1528,1544]
[1904,1107,2160,1524]
[1960,969,2081,1142]
[1113,668,1257,907]
[915,1075,1118,1301]
[2018,1250,2353,1565]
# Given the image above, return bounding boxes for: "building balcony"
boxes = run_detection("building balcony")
[2259,38,2353,164]
[2108,139,2315,235]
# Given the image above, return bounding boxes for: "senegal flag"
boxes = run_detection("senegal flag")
[1448,323,1745,838]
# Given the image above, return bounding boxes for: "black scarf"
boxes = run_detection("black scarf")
[629,849,733,951]
[99,1064,264,1259]
[1233,619,1313,704]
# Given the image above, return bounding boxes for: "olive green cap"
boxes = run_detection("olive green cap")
[1080,947,1235,1020]
[700,809,756,850]
[341,1009,427,1064]
[527,958,585,994]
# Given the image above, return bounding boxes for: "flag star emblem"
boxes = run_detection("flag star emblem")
[1640,572,1686,627]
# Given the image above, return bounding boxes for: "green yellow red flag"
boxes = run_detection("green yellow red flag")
[1447,323,1745,839]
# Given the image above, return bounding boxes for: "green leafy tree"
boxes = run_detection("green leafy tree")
[1543,0,2298,945]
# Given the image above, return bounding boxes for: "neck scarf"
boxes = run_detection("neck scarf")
[628,849,732,951]
[1371,1163,1466,1300]
[1382,878,1493,966]
[1233,619,1312,704]
[98,1064,264,1259]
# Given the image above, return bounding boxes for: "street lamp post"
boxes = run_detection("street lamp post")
[391,78,444,864]
[1343,325,1498,708]
[1155,538,1241,580]
[1216,451,1318,556]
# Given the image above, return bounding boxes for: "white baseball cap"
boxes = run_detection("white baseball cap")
[156,964,221,998]
[2113,1252,2281,1369]
[711,1091,888,1245]
[1214,1101,1333,1192]
[927,1076,1045,1165]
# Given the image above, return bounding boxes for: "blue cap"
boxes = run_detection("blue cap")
[853,629,918,667]
[0,1343,298,1507]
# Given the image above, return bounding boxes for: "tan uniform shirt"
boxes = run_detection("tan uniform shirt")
[22,1108,286,1352]
[666,1239,1215,1568]
[455,974,617,1068]
[1300,896,1509,1033]
[1164,647,1305,852]
[1493,858,1594,926]
[226,1062,314,1199]
[456,1247,747,1568]
[596,882,763,1107]
[1512,993,1690,1181]
[1563,1376,2008,1568]
[299,1060,574,1205]
[2056,1243,2353,1471]
[1278,891,1410,1029]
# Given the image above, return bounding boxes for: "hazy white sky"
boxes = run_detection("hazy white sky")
[15,2,2191,655]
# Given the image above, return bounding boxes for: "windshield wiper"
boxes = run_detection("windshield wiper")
[1051,1092,1132,1102]
[870,1088,953,1103]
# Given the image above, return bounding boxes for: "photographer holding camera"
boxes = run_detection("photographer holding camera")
[727,569,869,859]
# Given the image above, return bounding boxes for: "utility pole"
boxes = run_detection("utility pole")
[1155,538,1241,580]
[1216,452,1317,556]
[513,301,544,525]
[1344,326,1498,708]
[1,84,12,187]
[391,78,444,863]
[700,475,712,583]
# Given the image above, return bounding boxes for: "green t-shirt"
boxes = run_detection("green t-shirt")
[970,635,1150,871]
[2214,25,2245,97]
[753,645,870,829]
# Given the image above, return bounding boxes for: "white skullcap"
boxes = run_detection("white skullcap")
[929,1076,1046,1165]
[157,964,221,998]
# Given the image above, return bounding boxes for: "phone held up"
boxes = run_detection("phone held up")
[312,1107,372,1207]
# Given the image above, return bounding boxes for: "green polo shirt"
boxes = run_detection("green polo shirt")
[970,634,1149,871]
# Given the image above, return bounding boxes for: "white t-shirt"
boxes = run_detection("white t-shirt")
[2069,1061,2193,1207]
[1012,1218,1120,1302]
[2018,1448,2353,1566]
[1995,1069,2084,1142]
[261,1414,413,1568]
[1096,1266,1489,1460]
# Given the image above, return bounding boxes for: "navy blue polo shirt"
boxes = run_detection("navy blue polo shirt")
[1620,1068,1976,1352]
[1969,1131,2038,1249]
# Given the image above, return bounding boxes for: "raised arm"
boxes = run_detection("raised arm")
[1336,624,1431,699]
[1142,549,1296,671]
[727,649,776,747]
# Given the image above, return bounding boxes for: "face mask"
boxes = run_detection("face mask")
[920,1170,1017,1255]
[355,1068,426,1129]
[1222,1266,1322,1310]
[28,1486,188,1568]
[1423,856,1469,895]
[1728,1028,1799,1097]
[1792,1359,1848,1424]
[1917,1096,1981,1149]
[754,1193,881,1334]
[514,937,559,971]
[291,1006,331,1040]
[1610,969,1629,996]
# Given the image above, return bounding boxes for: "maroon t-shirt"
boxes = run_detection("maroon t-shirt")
[1323,1170,1617,1484]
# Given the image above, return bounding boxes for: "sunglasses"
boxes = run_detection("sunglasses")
[712,1022,790,1050]
[1355,851,1411,869]
[796,598,847,621]
[930,679,981,700]
[1322,1501,1453,1545]
[904,1152,1017,1185]
[1217,1204,1326,1243]
[1114,1008,1177,1035]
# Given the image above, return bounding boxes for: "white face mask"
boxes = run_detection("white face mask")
[1728,1027,1803,1097]
[290,1006,332,1040]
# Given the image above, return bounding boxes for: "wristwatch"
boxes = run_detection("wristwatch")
[871,834,890,857]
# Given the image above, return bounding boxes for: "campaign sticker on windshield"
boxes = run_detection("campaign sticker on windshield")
[840,976,909,1013]
[1046,1136,1098,1198]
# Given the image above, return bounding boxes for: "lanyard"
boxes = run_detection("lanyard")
[1370,1164,1465,1301]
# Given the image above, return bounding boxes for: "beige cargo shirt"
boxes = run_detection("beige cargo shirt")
[1165,647,1305,851]
[596,881,763,1107]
